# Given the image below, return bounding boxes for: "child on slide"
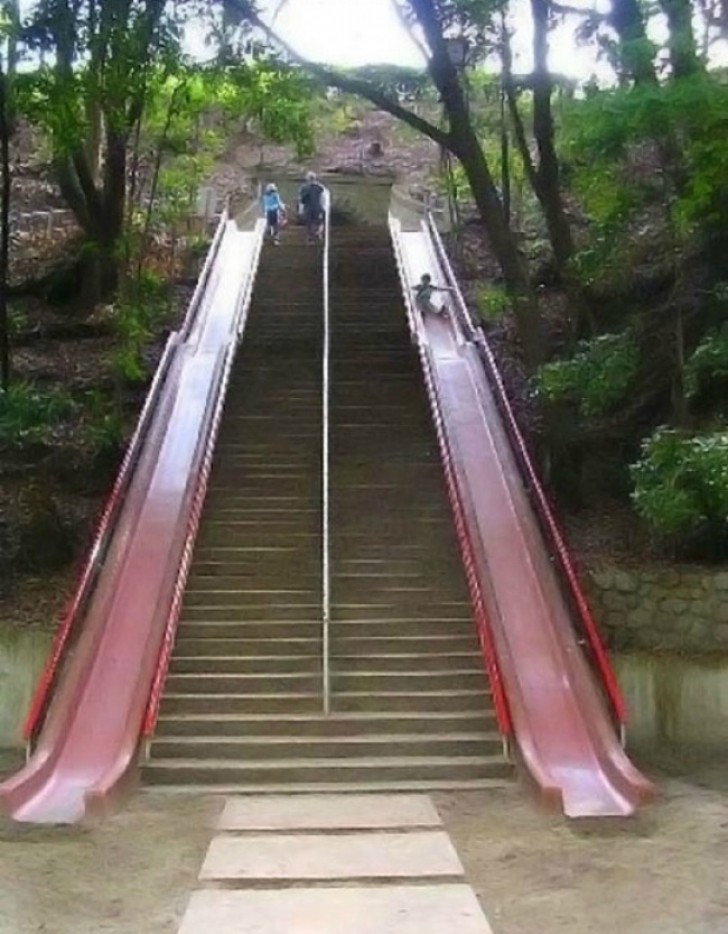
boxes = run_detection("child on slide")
[413,273,453,317]
[262,183,286,245]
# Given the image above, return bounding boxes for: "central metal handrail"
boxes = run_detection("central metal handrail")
[322,190,332,715]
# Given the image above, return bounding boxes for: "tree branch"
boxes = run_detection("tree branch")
[388,0,430,63]
[552,2,603,16]
[226,0,452,149]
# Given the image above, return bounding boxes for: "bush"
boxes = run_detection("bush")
[0,383,77,448]
[630,428,728,557]
[535,332,639,417]
[685,325,728,402]
[113,272,170,385]
[475,285,510,322]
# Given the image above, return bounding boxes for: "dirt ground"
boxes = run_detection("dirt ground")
[0,751,726,934]
[437,758,728,934]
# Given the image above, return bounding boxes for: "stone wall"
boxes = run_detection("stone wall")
[585,566,728,653]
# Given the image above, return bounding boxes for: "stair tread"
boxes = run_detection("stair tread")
[142,779,510,793]
[157,711,493,722]
[151,732,497,745]
[144,754,504,768]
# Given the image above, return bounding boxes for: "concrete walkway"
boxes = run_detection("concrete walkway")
[178,794,493,933]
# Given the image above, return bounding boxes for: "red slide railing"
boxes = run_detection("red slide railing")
[142,225,265,738]
[389,218,512,743]
[22,208,232,747]
[424,214,627,730]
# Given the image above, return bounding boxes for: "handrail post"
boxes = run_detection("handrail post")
[322,190,332,715]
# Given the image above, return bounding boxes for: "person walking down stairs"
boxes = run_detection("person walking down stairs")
[261,183,286,245]
[298,171,326,243]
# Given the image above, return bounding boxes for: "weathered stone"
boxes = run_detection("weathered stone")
[200,832,464,882]
[714,623,728,645]
[588,562,728,653]
[614,570,638,593]
[218,795,441,832]
[629,607,655,629]
[590,569,614,590]
[603,591,627,611]
[179,886,494,934]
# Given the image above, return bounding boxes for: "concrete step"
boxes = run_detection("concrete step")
[330,671,488,692]
[154,711,497,737]
[183,590,320,608]
[328,635,480,654]
[177,622,322,639]
[143,778,509,794]
[142,754,510,786]
[164,672,322,694]
[173,637,321,656]
[160,692,323,715]
[170,655,322,675]
[333,690,489,713]
[329,653,483,673]
[149,733,501,761]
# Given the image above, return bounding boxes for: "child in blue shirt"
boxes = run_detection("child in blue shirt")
[261,183,286,244]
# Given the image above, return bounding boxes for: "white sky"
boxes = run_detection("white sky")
[15,0,728,80]
[264,0,627,81]
[269,0,425,68]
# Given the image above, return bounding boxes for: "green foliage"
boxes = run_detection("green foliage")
[631,428,728,555]
[112,273,170,385]
[0,382,76,447]
[562,75,728,258]
[685,326,728,400]
[81,391,125,453]
[535,332,639,417]
[475,285,510,322]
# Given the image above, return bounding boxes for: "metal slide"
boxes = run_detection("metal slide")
[390,215,655,817]
[0,214,265,823]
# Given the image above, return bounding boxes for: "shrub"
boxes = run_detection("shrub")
[113,272,170,385]
[535,332,639,417]
[0,383,77,448]
[475,285,510,322]
[630,428,728,556]
[685,326,728,401]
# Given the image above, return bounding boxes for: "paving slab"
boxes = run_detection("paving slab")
[178,885,492,934]
[199,831,463,882]
[218,794,441,831]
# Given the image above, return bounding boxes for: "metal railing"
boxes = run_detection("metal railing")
[322,191,332,715]
[423,212,627,734]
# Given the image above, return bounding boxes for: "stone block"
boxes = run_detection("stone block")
[200,831,464,882]
[178,885,493,934]
[218,795,441,832]
[614,570,638,593]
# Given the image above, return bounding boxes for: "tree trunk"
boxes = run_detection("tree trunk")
[453,126,545,368]
[499,84,511,225]
[531,0,575,274]
[659,0,701,78]
[0,65,11,389]
[608,0,657,84]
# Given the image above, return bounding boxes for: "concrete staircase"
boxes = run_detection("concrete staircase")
[143,228,511,792]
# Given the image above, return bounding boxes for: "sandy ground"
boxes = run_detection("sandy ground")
[437,760,728,934]
[0,752,726,934]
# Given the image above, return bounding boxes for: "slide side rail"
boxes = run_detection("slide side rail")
[23,209,232,748]
[389,217,512,743]
[424,213,626,731]
[142,220,265,737]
